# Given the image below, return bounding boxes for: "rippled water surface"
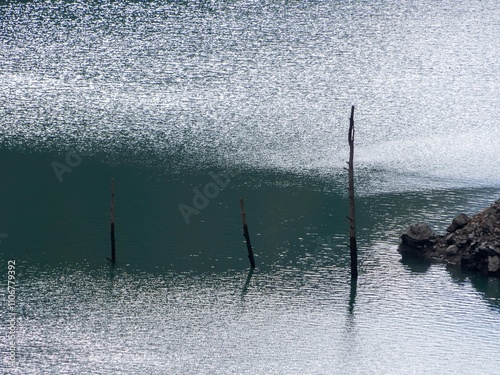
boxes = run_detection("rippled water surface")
[6,259,500,375]
[1,0,500,374]
[2,0,499,190]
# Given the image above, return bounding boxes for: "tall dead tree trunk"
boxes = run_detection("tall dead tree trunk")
[348,105,358,278]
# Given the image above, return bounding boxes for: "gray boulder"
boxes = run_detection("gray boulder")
[488,256,500,273]
[401,222,435,248]
[445,245,459,256]
[446,213,470,232]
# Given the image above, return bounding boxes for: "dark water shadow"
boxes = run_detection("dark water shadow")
[447,265,500,309]
[399,254,432,274]
[398,249,500,310]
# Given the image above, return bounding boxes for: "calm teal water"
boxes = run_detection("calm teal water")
[1,0,500,374]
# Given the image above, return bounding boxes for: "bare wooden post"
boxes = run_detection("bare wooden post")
[240,199,256,269]
[110,178,116,263]
[348,106,358,278]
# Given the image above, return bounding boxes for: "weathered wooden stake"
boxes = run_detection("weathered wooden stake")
[110,178,116,263]
[348,105,358,278]
[240,198,256,269]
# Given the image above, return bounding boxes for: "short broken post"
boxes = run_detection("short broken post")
[110,178,116,263]
[347,105,358,279]
[240,198,256,269]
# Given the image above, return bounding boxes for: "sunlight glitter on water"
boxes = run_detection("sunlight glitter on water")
[3,260,498,375]
[1,0,500,373]
[1,0,499,192]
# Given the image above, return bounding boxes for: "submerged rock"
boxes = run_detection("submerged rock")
[398,199,500,276]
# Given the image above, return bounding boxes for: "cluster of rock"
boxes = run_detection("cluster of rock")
[398,199,500,276]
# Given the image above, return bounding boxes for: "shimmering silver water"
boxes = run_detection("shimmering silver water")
[1,0,500,373]
[2,0,499,190]
[10,260,500,374]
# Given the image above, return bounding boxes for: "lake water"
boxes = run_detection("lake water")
[1,0,499,374]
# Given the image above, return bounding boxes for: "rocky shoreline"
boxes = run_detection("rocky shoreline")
[398,199,500,276]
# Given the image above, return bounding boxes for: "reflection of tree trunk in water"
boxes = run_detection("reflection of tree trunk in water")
[348,106,358,279]
[109,262,116,281]
[241,268,254,296]
[348,278,357,315]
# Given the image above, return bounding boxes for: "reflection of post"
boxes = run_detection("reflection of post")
[240,199,256,269]
[348,278,357,314]
[241,268,254,296]
[348,106,358,279]
[110,178,116,263]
